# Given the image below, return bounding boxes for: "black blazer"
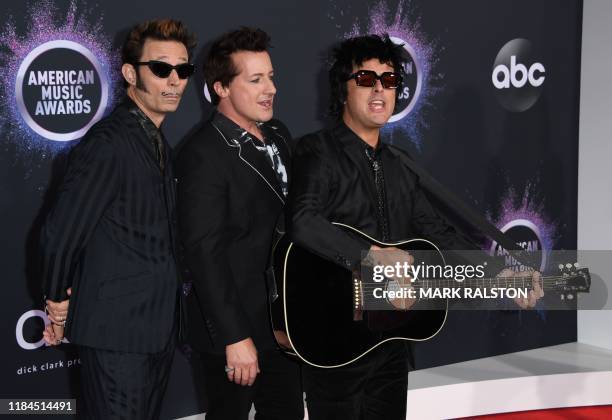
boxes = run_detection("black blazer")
[176,112,292,354]
[289,123,481,270]
[40,99,180,354]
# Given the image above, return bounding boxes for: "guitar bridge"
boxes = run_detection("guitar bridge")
[353,277,362,309]
[353,277,364,321]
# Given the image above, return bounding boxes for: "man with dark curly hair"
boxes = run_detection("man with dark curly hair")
[41,19,196,419]
[289,34,412,420]
[176,27,303,419]
[289,33,541,420]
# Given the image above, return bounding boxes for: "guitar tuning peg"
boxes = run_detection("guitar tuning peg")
[566,263,573,269]
[558,264,564,271]
[567,294,574,300]
[574,262,580,268]
[560,294,565,300]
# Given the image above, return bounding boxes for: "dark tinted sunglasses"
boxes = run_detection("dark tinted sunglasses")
[347,70,402,89]
[135,61,195,79]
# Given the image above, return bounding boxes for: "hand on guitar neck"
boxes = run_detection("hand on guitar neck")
[366,245,417,311]
[365,245,544,311]
[497,268,544,309]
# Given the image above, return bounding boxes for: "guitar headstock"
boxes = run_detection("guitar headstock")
[551,263,591,300]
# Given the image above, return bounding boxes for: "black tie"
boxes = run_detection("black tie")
[366,147,389,242]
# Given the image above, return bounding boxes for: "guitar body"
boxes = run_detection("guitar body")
[270,223,447,368]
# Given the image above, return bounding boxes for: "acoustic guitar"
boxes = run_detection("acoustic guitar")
[269,223,591,368]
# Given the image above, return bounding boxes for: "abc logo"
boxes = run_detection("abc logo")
[491,39,545,112]
[493,56,545,89]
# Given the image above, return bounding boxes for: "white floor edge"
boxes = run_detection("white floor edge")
[175,342,612,420]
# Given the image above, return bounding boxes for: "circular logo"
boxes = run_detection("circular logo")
[389,36,421,123]
[15,40,109,142]
[489,219,546,272]
[203,82,212,103]
[15,310,48,350]
[491,38,545,112]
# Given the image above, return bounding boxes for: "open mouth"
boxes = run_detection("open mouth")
[258,99,273,109]
[368,99,386,112]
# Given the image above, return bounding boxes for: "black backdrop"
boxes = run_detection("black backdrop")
[1,0,582,418]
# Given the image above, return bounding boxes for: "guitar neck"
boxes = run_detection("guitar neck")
[411,275,561,291]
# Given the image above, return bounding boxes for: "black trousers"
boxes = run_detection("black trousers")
[193,349,303,420]
[303,342,410,420]
[77,336,175,420]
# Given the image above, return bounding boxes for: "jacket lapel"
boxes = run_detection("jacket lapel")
[211,113,286,204]
[238,138,286,203]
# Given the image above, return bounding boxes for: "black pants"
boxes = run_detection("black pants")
[303,342,410,420]
[77,337,175,420]
[193,349,303,420]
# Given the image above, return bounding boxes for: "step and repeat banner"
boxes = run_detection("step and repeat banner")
[1,0,582,417]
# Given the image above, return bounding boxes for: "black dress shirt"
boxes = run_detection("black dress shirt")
[289,122,483,270]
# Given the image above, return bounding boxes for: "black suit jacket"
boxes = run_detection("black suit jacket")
[289,123,482,269]
[40,99,180,354]
[176,112,292,354]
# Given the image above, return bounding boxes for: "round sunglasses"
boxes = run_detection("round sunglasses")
[135,61,195,79]
[347,70,402,89]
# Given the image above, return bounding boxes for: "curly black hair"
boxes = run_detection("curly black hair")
[204,27,272,105]
[328,34,406,118]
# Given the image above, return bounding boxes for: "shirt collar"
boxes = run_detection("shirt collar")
[124,96,162,141]
[333,121,385,156]
[212,111,268,145]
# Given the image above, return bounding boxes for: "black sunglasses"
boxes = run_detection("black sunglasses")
[135,61,195,79]
[347,70,402,89]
